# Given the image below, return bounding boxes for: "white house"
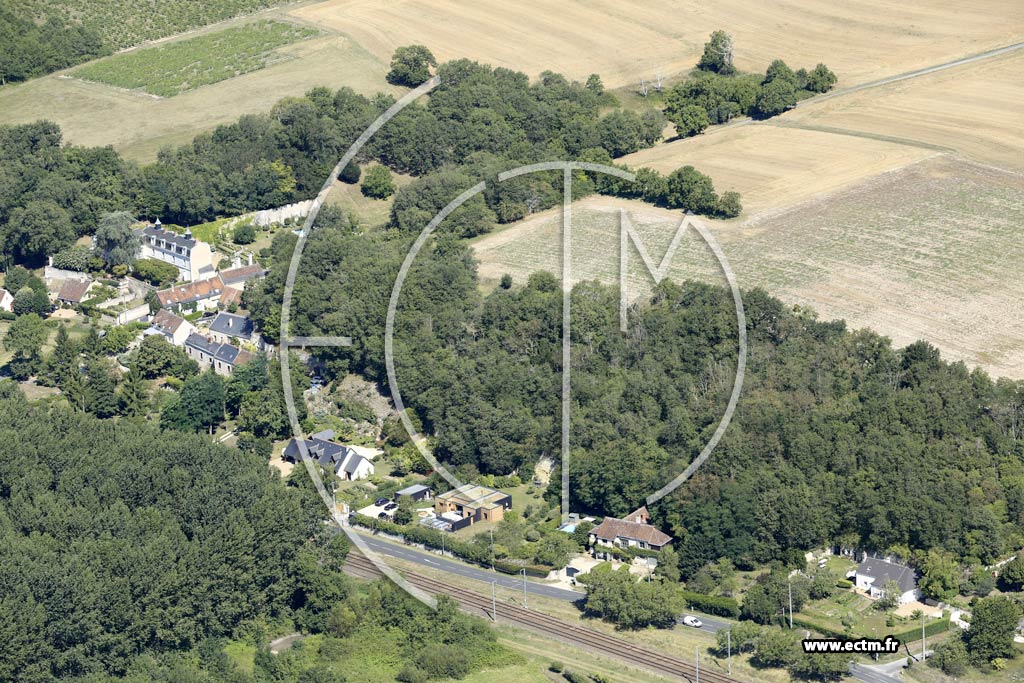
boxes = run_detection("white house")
[282,431,375,481]
[146,308,196,346]
[854,557,919,605]
[136,221,214,282]
[0,289,12,312]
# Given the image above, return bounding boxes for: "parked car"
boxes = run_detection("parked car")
[375,498,389,506]
[681,615,703,628]
[384,502,398,511]
[378,511,389,519]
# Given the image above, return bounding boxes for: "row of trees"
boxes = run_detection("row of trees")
[1,51,741,267]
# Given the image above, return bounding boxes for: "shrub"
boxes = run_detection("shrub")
[133,258,179,286]
[548,662,564,673]
[51,245,96,272]
[835,579,853,589]
[339,161,361,184]
[361,164,396,199]
[233,223,256,244]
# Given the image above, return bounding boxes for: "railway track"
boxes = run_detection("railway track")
[344,551,740,683]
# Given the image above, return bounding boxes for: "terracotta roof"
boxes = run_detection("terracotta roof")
[590,517,672,547]
[218,287,241,308]
[156,275,224,307]
[219,263,266,285]
[57,278,91,303]
[625,506,650,523]
[151,308,186,334]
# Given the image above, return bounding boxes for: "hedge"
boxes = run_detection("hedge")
[349,513,555,576]
[887,616,950,643]
[836,579,853,589]
[786,614,950,642]
[790,616,849,639]
[493,559,552,578]
[680,591,741,618]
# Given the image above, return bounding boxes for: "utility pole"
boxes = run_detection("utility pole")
[695,646,699,683]
[521,568,528,607]
[491,581,497,621]
[441,532,445,557]
[489,528,495,570]
[788,578,794,628]
[921,612,926,661]
[727,629,731,675]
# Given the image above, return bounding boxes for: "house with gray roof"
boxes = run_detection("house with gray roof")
[136,221,214,281]
[282,433,375,481]
[207,312,262,349]
[183,333,253,376]
[854,557,919,605]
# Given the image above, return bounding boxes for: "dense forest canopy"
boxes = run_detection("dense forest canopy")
[247,217,1024,576]
[0,7,109,85]
[0,383,340,681]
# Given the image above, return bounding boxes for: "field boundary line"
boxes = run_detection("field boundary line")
[800,41,1024,105]
[765,120,956,152]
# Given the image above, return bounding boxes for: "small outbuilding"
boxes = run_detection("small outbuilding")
[395,484,432,502]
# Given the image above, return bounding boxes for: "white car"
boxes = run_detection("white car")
[681,615,703,628]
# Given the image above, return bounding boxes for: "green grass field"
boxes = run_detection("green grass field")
[72,21,318,97]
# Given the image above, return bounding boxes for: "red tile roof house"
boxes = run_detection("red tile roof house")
[156,275,225,313]
[588,513,673,559]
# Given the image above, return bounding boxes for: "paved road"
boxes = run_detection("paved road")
[348,530,732,633]
[351,531,586,603]
[849,662,902,683]
[676,613,731,635]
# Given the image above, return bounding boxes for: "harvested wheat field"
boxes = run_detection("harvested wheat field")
[293,0,1024,88]
[784,50,1024,170]
[619,124,940,217]
[473,156,1024,378]
[0,28,395,163]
